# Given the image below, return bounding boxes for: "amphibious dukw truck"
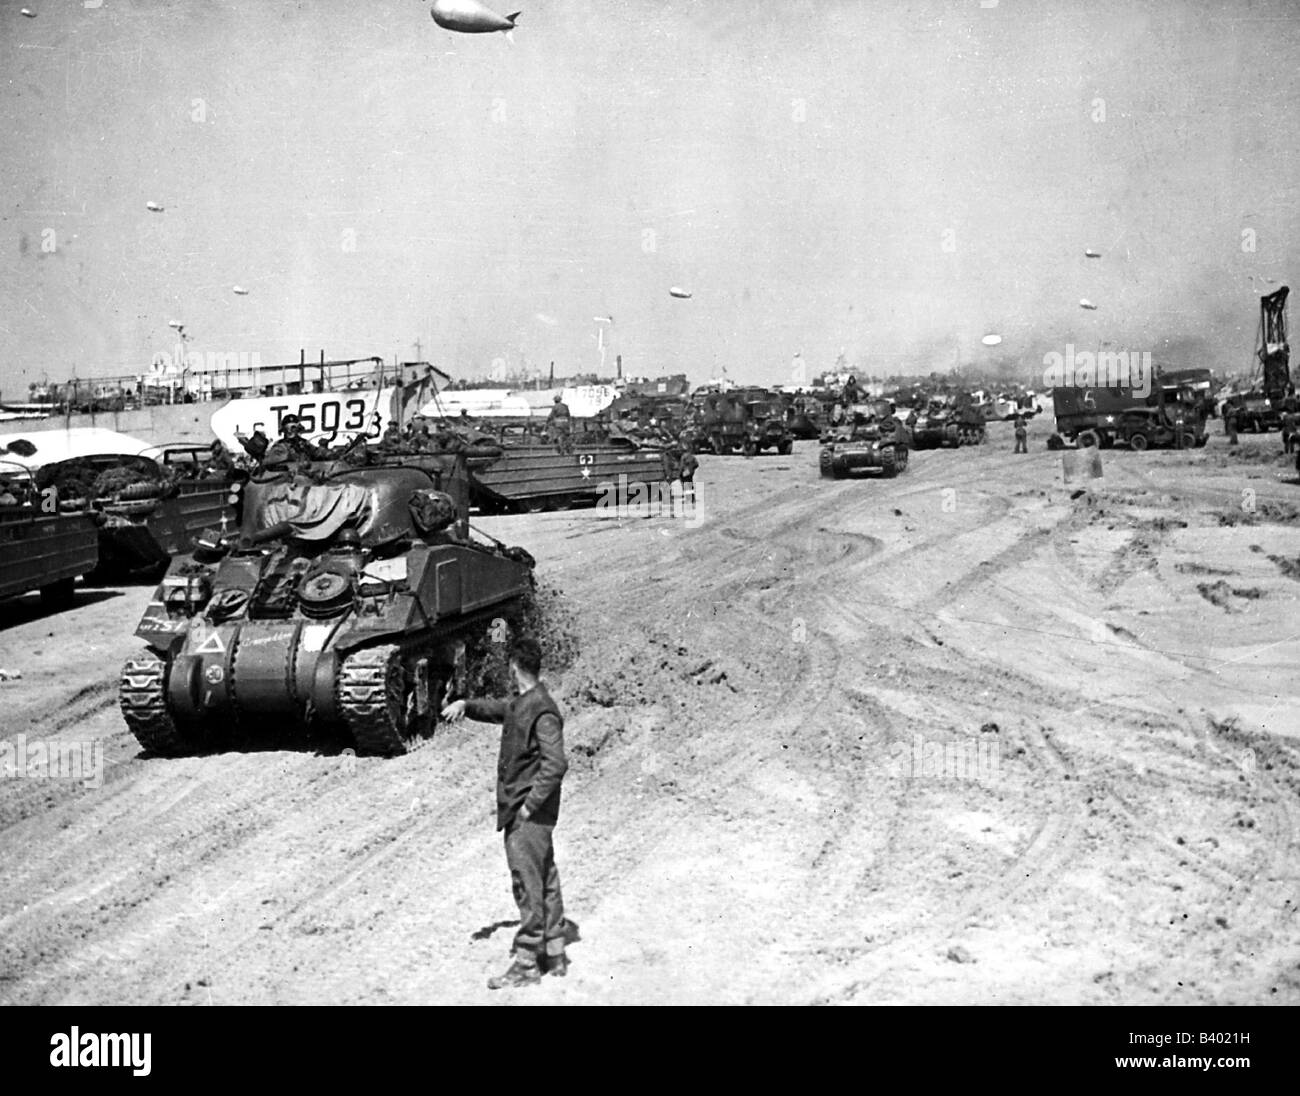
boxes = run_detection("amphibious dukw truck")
[0,461,99,611]
[120,453,536,757]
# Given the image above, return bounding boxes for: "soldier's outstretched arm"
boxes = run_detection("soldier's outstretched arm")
[452,698,508,724]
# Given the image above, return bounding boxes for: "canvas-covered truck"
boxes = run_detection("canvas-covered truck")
[1052,378,1208,450]
[692,390,794,455]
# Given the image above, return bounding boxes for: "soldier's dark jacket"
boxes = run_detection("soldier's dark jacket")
[466,683,567,830]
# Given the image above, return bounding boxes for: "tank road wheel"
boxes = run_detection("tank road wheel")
[1128,431,1149,452]
[120,652,185,757]
[337,644,435,757]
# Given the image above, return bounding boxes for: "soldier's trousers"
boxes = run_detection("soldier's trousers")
[504,817,566,964]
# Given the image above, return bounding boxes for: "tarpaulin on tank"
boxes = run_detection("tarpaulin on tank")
[260,481,371,541]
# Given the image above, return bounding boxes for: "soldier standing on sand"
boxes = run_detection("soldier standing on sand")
[441,637,571,989]
[1013,414,1028,454]
[1281,402,1298,455]
[661,442,682,484]
[679,445,699,515]
[1225,403,1239,446]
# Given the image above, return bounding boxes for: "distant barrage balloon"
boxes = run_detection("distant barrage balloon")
[145,201,164,212]
[981,334,1002,346]
[431,1,520,37]
[232,286,249,296]
[669,287,692,299]
[1084,248,1101,258]
[1079,298,1098,310]
[20,8,35,17]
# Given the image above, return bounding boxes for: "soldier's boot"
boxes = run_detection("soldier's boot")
[487,956,540,990]
[542,951,569,977]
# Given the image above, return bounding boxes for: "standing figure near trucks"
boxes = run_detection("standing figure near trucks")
[547,395,572,454]
[1013,414,1028,454]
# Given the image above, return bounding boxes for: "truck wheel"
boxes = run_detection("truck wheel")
[39,577,77,610]
[711,435,727,455]
[1077,430,1100,448]
[1128,432,1149,452]
[1194,434,1208,448]
[777,439,793,455]
[742,438,757,458]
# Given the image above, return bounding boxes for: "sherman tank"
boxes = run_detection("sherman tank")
[906,399,986,449]
[120,453,536,757]
[819,408,910,478]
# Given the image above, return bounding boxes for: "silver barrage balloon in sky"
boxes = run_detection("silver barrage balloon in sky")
[145,201,164,212]
[981,334,1002,346]
[669,287,692,299]
[430,1,520,37]
[1079,298,1098,310]
[1085,248,1101,258]
[232,286,249,296]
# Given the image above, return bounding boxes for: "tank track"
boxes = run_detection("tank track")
[337,644,421,758]
[337,612,518,757]
[120,653,184,756]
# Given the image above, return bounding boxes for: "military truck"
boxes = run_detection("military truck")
[1052,378,1208,449]
[693,390,794,455]
[1227,390,1283,433]
[120,452,537,756]
[0,465,99,610]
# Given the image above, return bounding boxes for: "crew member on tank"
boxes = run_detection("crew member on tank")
[261,414,331,468]
[442,637,572,989]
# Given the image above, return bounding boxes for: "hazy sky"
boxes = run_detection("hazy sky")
[2,0,1298,392]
